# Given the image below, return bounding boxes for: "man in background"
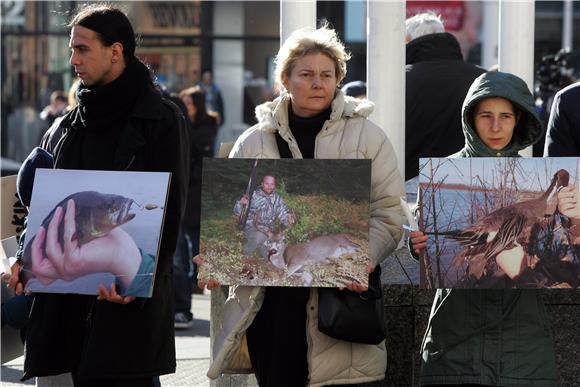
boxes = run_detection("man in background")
[405,12,485,181]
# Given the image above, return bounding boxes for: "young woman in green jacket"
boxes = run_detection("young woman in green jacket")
[411,71,558,387]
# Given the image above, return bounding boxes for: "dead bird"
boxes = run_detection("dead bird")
[448,169,570,281]
[20,191,136,284]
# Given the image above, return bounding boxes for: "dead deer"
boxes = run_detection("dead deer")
[265,232,361,284]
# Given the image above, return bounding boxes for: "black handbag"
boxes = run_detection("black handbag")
[274,131,386,344]
[317,265,386,345]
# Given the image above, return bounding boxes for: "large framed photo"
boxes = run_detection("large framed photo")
[419,157,580,289]
[21,169,170,297]
[199,159,371,287]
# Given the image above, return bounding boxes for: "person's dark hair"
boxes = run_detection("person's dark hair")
[179,86,215,124]
[68,4,136,64]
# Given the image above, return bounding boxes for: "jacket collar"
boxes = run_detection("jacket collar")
[256,90,374,139]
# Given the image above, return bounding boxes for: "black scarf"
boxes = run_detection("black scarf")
[61,59,153,170]
[72,59,151,132]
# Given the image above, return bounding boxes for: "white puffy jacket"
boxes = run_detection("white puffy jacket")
[207,91,405,386]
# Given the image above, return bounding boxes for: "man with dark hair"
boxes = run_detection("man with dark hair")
[405,12,485,181]
[5,4,189,386]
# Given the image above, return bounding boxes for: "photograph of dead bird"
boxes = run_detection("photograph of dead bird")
[21,169,170,297]
[419,157,580,289]
[198,159,371,287]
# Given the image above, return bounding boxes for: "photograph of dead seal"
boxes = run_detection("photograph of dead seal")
[419,157,580,289]
[22,169,170,297]
[198,159,371,287]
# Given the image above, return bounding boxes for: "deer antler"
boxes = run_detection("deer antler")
[253,210,274,239]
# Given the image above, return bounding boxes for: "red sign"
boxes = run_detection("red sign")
[406,1,465,31]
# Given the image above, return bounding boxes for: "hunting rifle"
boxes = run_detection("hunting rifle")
[238,159,259,229]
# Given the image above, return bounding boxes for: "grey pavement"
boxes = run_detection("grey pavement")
[1,292,212,387]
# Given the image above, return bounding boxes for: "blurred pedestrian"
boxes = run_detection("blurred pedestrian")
[179,86,218,292]
[198,70,225,125]
[4,4,189,385]
[200,23,405,387]
[39,91,67,127]
[165,86,219,329]
[405,12,485,181]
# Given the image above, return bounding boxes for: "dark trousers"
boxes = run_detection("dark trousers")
[425,385,495,387]
[246,287,310,387]
[172,226,193,317]
[72,375,158,387]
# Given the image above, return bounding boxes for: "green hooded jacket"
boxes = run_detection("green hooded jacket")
[420,72,557,387]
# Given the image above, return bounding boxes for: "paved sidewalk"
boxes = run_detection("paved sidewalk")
[1,292,211,387]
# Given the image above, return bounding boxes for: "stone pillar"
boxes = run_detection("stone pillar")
[481,0,499,70]
[280,0,316,44]
[562,0,573,50]
[212,2,247,148]
[498,0,535,157]
[366,0,406,179]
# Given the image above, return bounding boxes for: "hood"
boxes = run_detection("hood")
[459,71,542,157]
[254,90,374,134]
[406,32,463,65]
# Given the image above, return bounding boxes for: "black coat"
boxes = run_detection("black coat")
[22,86,190,381]
[543,82,580,156]
[405,32,485,180]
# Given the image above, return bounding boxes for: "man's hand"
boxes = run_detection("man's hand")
[193,255,220,290]
[239,194,249,206]
[287,212,297,227]
[97,282,135,304]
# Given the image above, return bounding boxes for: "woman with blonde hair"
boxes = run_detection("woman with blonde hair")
[198,24,405,387]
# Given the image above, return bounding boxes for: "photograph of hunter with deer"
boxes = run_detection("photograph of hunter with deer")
[419,157,580,289]
[198,158,371,287]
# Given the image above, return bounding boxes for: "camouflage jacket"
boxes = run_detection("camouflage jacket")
[233,187,291,232]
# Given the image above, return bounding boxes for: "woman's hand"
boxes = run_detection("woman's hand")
[193,255,220,290]
[343,263,374,293]
[409,231,428,255]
